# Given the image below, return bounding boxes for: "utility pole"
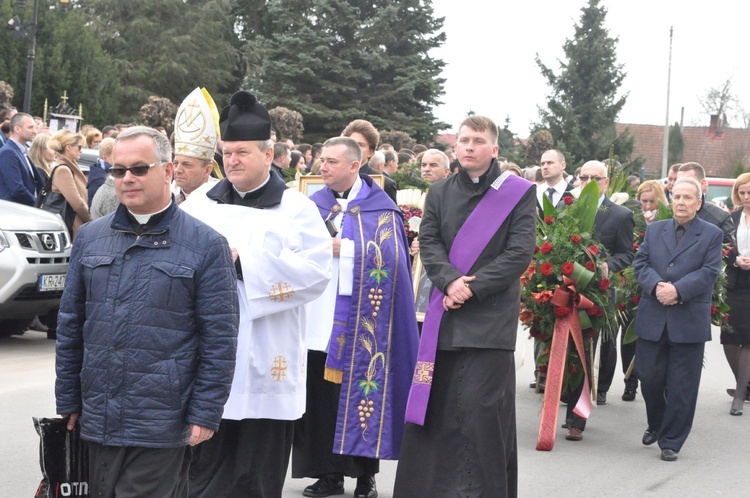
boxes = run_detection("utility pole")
[22,0,40,114]
[661,27,673,178]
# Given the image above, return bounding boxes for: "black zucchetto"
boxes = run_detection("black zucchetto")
[219,91,272,141]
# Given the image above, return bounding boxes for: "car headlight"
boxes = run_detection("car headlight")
[0,230,9,252]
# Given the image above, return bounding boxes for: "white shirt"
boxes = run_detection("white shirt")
[537,177,569,208]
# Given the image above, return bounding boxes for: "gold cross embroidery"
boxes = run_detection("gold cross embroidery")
[271,356,288,381]
[413,361,434,385]
[269,282,295,302]
[336,333,347,360]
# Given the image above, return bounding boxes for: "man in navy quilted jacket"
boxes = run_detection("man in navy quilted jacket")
[55,126,240,497]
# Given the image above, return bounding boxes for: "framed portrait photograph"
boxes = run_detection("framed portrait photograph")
[298,174,386,197]
[412,255,433,323]
[298,175,326,197]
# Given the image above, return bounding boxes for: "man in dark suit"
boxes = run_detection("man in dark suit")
[0,112,44,206]
[565,160,634,441]
[677,162,735,245]
[633,177,722,462]
[532,149,576,392]
[536,149,575,217]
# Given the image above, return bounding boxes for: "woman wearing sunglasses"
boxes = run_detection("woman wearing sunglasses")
[48,129,91,238]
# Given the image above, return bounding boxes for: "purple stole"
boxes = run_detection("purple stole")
[404,173,533,425]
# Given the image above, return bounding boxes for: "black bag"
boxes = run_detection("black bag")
[33,417,89,498]
[35,164,76,236]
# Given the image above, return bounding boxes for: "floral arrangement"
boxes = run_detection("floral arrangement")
[520,181,617,391]
[398,188,426,242]
[400,205,423,240]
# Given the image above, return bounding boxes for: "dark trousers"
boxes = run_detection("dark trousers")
[86,442,189,498]
[189,418,294,498]
[292,350,379,479]
[597,336,617,393]
[565,376,588,431]
[635,328,704,452]
[599,317,640,392]
[394,349,517,498]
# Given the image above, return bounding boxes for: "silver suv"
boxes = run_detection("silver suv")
[0,200,71,337]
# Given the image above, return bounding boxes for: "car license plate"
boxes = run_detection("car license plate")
[38,274,66,292]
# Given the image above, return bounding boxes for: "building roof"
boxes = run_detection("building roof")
[616,119,750,178]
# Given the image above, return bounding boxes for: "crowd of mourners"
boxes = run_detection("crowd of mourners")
[1,88,747,498]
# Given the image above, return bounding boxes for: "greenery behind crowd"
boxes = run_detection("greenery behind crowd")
[0,0,644,173]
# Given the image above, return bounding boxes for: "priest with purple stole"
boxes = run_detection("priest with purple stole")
[293,137,419,498]
[394,116,537,498]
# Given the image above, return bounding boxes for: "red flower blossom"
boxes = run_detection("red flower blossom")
[599,278,610,291]
[587,306,599,317]
[534,245,539,254]
[562,262,575,276]
[554,306,571,317]
[538,364,548,373]
[633,243,640,251]
[586,330,597,339]
[632,295,640,305]
[585,261,596,272]
[617,303,626,312]
[570,234,582,245]
[540,242,553,254]
[587,245,599,255]
[563,194,574,206]
[568,364,578,374]
[540,262,555,276]
[711,305,719,315]
[544,215,554,225]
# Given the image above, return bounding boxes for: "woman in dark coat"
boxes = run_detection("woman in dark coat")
[725,172,750,415]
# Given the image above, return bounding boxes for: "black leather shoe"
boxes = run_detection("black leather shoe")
[354,475,377,498]
[596,391,607,405]
[303,475,344,497]
[622,388,636,401]
[660,448,678,461]
[642,430,657,446]
[730,407,743,416]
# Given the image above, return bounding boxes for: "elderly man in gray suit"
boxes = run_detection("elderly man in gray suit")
[633,177,722,462]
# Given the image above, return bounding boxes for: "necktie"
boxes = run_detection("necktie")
[676,224,686,244]
[546,187,556,205]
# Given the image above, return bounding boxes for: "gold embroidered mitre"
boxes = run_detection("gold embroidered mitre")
[174,88,221,173]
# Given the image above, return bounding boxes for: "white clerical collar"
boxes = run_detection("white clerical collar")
[337,175,363,200]
[234,173,270,198]
[129,201,172,224]
[471,177,480,184]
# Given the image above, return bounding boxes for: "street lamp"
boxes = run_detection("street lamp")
[5,0,40,114]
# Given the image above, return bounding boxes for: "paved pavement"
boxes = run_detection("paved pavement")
[2,326,747,497]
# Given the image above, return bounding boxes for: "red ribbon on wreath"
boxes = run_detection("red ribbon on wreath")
[536,272,595,451]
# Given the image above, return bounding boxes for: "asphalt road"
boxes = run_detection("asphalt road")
[1,326,747,497]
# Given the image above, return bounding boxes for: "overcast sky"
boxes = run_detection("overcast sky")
[430,0,750,136]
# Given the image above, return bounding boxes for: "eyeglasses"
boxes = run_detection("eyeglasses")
[110,160,165,178]
[69,144,82,151]
[579,175,605,182]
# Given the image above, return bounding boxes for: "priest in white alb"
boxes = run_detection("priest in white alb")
[181,91,332,498]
